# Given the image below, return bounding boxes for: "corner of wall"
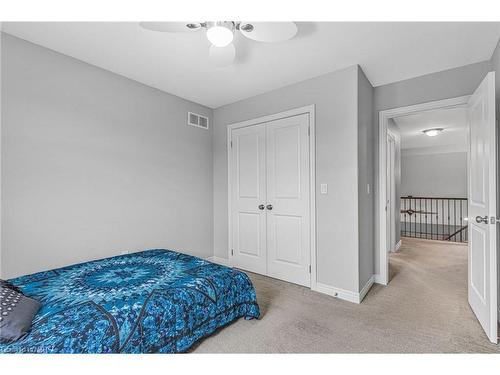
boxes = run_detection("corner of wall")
[354,65,361,292]
[356,65,376,292]
[209,107,216,259]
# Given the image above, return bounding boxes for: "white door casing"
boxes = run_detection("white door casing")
[390,137,396,252]
[386,132,396,253]
[266,114,311,286]
[378,96,471,286]
[467,71,497,344]
[230,123,267,274]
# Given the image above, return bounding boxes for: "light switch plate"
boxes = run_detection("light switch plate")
[320,183,328,194]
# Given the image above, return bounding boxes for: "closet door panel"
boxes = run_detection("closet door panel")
[266,114,311,286]
[230,124,267,274]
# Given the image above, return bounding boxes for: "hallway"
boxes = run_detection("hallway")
[384,237,497,351]
[194,238,499,353]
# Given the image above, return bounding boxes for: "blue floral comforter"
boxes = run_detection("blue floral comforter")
[0,250,260,353]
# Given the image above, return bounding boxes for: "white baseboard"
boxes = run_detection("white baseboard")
[205,256,230,266]
[393,240,402,252]
[359,276,375,303]
[374,274,388,285]
[208,256,376,304]
[315,283,359,303]
[315,276,374,304]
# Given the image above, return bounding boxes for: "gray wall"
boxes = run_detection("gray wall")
[401,151,468,198]
[357,67,374,288]
[213,65,362,292]
[388,119,401,247]
[373,60,492,275]
[1,34,214,278]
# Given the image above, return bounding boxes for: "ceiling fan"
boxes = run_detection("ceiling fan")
[139,21,298,67]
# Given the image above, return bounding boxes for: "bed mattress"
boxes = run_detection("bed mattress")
[0,249,260,353]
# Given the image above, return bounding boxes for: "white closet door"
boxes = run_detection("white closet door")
[230,123,267,274]
[266,114,311,286]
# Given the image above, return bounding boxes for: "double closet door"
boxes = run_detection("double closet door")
[230,113,311,287]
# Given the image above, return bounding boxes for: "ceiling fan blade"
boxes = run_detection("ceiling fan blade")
[239,22,297,43]
[139,22,201,33]
[209,43,236,67]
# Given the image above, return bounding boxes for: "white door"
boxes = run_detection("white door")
[467,72,497,344]
[230,123,267,274]
[230,113,312,287]
[266,114,311,286]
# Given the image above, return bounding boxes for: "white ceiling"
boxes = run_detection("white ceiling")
[3,22,500,108]
[393,107,468,152]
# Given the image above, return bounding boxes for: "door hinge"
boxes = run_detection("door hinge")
[231,249,234,256]
[309,265,311,273]
[308,126,310,136]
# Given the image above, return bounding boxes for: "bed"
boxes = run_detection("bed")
[0,249,260,353]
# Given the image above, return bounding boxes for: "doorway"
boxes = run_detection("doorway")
[398,107,469,244]
[378,72,498,344]
[227,105,316,289]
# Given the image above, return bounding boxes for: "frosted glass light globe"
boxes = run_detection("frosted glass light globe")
[207,25,234,47]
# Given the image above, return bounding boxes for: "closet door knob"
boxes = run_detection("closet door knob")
[258,204,265,210]
[266,204,273,210]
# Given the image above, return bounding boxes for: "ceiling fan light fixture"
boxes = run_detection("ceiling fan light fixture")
[186,23,202,30]
[239,23,254,32]
[206,22,234,47]
[423,128,444,137]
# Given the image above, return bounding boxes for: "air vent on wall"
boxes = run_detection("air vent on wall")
[187,112,209,129]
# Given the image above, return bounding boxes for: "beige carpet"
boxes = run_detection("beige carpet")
[193,238,499,353]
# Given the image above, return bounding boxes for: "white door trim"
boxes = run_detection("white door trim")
[386,130,396,253]
[377,95,470,285]
[227,105,317,290]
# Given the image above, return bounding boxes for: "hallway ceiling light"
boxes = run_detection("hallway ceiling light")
[422,128,444,137]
